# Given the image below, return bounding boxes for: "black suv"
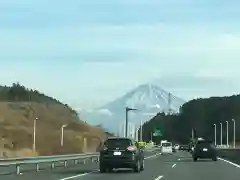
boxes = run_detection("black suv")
[192,140,217,161]
[99,137,144,173]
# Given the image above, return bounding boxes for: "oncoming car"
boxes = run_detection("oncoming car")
[161,142,173,154]
[99,137,144,173]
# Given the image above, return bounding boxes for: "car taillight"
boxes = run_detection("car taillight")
[127,146,137,151]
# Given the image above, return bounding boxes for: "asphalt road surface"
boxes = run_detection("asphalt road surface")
[2,150,240,180]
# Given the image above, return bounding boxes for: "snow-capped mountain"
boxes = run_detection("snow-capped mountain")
[81,83,186,133]
[100,84,185,113]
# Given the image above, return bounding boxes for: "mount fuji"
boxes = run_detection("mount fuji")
[80,83,185,134]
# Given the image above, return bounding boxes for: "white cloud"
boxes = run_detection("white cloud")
[1,23,240,108]
[156,104,161,109]
[97,109,113,116]
[0,17,240,109]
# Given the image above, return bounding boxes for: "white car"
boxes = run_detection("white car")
[174,144,180,150]
[161,142,173,154]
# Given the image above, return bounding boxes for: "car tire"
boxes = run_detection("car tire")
[193,157,197,162]
[99,163,106,173]
[134,160,141,172]
[140,159,144,171]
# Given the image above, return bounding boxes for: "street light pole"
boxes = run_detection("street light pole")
[226,121,229,147]
[125,107,137,138]
[232,119,235,148]
[125,108,128,138]
[135,127,138,141]
[140,119,143,141]
[213,124,216,146]
[61,124,68,147]
[192,128,194,139]
[220,123,223,146]
[33,117,39,152]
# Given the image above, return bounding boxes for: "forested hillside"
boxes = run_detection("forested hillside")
[0,83,108,157]
[142,95,240,144]
[0,82,77,114]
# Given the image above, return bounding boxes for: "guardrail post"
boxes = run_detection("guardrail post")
[74,159,78,165]
[51,162,55,169]
[36,163,39,172]
[95,157,99,163]
[64,161,68,168]
[16,165,20,175]
[83,159,86,164]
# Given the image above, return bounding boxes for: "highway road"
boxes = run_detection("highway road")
[1,150,240,180]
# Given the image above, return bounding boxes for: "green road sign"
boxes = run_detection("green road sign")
[153,128,163,137]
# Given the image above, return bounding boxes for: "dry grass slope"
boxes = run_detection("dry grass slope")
[0,102,107,158]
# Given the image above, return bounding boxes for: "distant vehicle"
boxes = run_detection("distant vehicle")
[161,142,173,154]
[160,140,168,147]
[189,142,195,154]
[172,146,176,153]
[191,145,194,153]
[137,141,146,149]
[174,144,180,150]
[179,145,189,151]
[192,140,217,161]
[99,137,144,173]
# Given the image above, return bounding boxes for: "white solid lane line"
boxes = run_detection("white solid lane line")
[59,152,162,180]
[154,175,164,180]
[218,157,240,168]
[145,152,162,160]
[59,171,99,180]
[172,164,176,168]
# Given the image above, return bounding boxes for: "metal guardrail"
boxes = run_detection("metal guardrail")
[216,145,231,149]
[0,152,99,175]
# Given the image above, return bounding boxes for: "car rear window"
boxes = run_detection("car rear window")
[104,139,132,148]
[162,142,172,147]
[196,141,211,148]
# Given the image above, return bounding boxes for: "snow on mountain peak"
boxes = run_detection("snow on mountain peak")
[111,83,184,112]
[81,83,186,133]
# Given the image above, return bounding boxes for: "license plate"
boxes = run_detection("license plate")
[113,151,121,156]
[203,148,208,151]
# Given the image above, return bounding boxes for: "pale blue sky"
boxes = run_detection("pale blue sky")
[0,0,239,109]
